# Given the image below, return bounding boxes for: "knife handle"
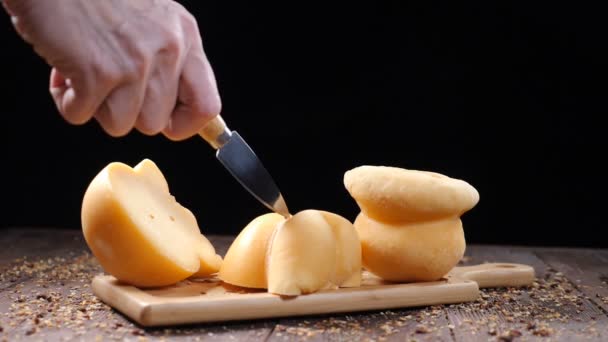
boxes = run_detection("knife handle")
[199,114,232,149]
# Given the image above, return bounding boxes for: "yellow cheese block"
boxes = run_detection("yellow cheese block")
[344,165,478,282]
[267,210,337,295]
[81,159,222,288]
[354,213,465,282]
[219,210,362,296]
[218,213,284,289]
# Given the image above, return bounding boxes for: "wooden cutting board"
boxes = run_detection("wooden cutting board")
[92,262,534,327]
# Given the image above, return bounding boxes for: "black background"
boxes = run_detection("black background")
[0,2,604,247]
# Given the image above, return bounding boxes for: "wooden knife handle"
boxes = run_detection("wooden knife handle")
[199,114,232,149]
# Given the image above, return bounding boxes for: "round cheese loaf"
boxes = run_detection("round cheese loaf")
[218,209,362,296]
[343,165,478,282]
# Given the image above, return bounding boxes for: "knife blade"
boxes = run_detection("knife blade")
[199,114,291,218]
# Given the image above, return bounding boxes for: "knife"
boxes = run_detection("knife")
[198,114,291,218]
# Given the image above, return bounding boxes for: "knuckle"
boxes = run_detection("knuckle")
[163,124,192,141]
[90,61,121,87]
[104,126,125,138]
[97,98,137,137]
[51,91,93,125]
[124,51,148,82]
[111,21,149,82]
[183,12,198,27]
[106,31,149,83]
[180,12,200,37]
[63,113,89,125]
[170,1,198,34]
[137,115,166,136]
[107,128,130,138]
[61,111,87,125]
[162,131,182,141]
[198,98,222,118]
[161,26,183,59]
[100,116,133,137]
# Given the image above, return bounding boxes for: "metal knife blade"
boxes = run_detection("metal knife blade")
[199,115,291,218]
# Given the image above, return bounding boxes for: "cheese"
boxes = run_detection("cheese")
[81,159,222,288]
[344,165,479,223]
[266,210,337,295]
[354,213,465,282]
[344,165,478,282]
[218,213,283,289]
[219,210,362,296]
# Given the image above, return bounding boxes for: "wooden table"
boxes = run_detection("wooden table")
[1,228,606,341]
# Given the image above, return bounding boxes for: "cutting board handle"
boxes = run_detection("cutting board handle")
[449,263,535,288]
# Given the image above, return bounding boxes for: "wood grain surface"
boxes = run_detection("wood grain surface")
[0,228,606,341]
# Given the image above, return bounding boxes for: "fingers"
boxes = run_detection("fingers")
[49,68,109,125]
[48,44,180,138]
[162,48,221,141]
[135,66,179,136]
[44,2,220,140]
[94,80,147,137]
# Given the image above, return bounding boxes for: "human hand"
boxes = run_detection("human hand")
[3,0,221,140]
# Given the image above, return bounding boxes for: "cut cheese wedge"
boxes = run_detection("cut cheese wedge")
[219,209,362,296]
[81,159,222,288]
[218,213,283,289]
[266,210,337,295]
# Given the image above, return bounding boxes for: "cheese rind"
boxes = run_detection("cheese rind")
[267,210,336,295]
[354,213,465,282]
[218,213,283,288]
[344,165,477,282]
[219,209,362,296]
[81,159,222,288]
[344,165,479,223]
[320,211,362,287]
